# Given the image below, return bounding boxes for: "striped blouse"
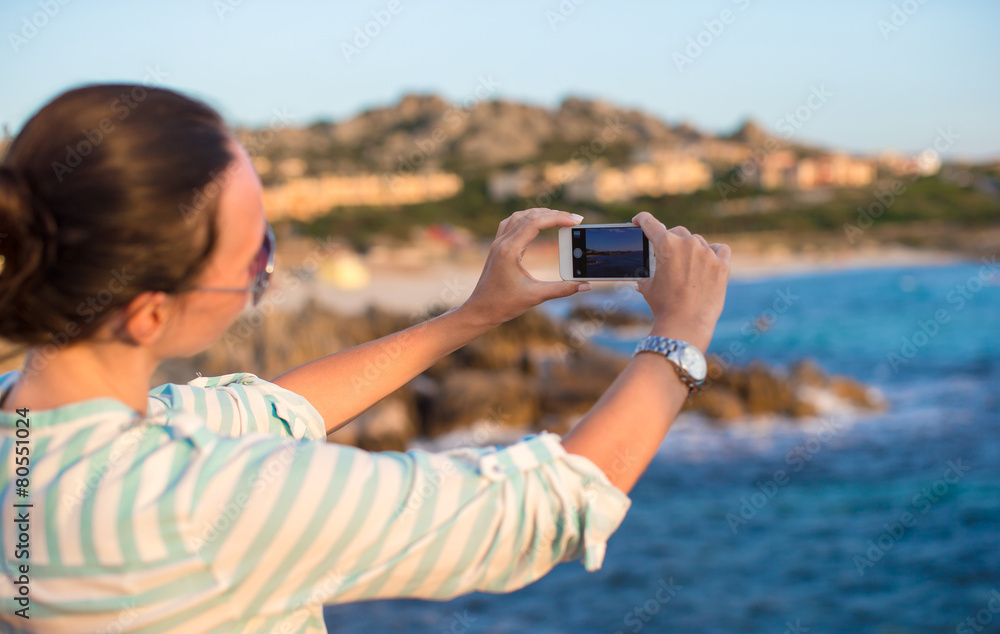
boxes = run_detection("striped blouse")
[0,370,632,633]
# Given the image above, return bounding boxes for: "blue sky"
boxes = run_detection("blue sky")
[2,0,997,160]
[585,227,643,253]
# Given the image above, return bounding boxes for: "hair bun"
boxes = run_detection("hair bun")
[0,164,58,305]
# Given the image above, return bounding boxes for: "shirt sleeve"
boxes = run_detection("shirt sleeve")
[148,372,327,441]
[185,430,631,623]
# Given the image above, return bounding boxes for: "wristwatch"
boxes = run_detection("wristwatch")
[632,335,708,396]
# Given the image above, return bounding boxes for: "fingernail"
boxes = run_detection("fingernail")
[577,282,592,292]
[569,213,584,222]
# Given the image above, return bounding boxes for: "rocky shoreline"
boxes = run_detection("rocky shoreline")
[153,298,889,451]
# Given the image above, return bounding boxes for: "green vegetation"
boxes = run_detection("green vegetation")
[286,174,999,251]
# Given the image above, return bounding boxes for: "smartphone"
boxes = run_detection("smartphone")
[558,222,654,281]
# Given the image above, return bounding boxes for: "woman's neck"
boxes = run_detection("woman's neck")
[1,342,158,416]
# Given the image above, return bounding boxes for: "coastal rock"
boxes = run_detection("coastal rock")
[745,360,796,415]
[789,358,830,388]
[687,386,747,421]
[685,354,887,421]
[452,307,568,371]
[829,376,888,410]
[424,369,540,437]
[328,397,417,453]
[566,305,652,328]
[150,300,889,449]
[538,343,629,415]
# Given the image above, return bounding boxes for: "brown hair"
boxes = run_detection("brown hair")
[0,83,236,363]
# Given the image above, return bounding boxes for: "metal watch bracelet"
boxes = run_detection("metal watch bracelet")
[632,335,704,396]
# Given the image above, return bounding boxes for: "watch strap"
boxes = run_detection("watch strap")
[632,335,703,396]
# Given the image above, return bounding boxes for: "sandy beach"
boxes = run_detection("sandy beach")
[267,234,971,317]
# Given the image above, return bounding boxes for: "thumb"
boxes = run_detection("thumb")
[537,280,592,301]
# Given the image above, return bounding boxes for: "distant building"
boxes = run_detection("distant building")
[486,161,587,201]
[749,151,875,190]
[488,151,713,204]
[262,172,463,221]
[564,154,712,203]
[487,167,535,201]
[634,141,749,166]
[876,150,941,178]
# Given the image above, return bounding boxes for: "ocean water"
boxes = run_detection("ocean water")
[325,261,1000,633]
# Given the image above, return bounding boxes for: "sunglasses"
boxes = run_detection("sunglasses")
[189,222,275,307]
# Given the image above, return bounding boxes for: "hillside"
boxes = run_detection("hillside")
[234,93,782,179]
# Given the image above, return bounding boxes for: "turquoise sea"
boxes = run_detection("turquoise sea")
[325,261,1000,633]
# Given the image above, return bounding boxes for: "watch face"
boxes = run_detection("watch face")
[681,345,707,381]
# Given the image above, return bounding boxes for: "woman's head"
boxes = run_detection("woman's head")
[0,83,268,367]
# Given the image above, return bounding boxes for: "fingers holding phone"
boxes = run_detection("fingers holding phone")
[631,212,731,351]
[463,208,590,328]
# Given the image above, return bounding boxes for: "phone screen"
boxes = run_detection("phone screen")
[571,225,650,278]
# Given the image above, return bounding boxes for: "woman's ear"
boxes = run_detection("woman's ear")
[106,290,175,347]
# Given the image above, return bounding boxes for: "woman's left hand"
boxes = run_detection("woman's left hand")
[459,208,591,328]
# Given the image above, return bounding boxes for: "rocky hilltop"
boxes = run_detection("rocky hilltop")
[235,93,788,178]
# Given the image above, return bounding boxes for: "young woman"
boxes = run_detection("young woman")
[0,84,730,632]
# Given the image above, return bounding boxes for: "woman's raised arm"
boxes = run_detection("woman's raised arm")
[561,212,732,495]
[270,209,591,434]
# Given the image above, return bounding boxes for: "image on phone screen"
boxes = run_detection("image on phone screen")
[572,226,650,278]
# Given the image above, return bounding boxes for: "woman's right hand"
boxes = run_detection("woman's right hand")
[631,211,731,351]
